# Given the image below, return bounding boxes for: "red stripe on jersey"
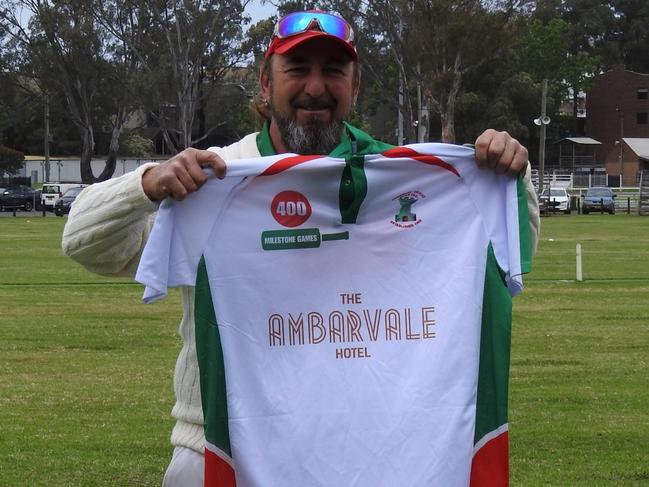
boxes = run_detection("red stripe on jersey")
[382,147,460,176]
[205,447,236,487]
[261,155,324,176]
[470,431,509,487]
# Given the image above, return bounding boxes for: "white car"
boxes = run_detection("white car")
[540,187,571,214]
[41,182,86,211]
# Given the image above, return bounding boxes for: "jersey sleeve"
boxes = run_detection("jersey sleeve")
[390,143,529,297]
[135,153,297,302]
[134,176,241,302]
[448,147,528,296]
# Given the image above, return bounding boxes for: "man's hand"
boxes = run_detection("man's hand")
[142,148,227,202]
[474,129,528,176]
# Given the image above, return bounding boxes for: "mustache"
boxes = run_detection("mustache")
[291,96,336,110]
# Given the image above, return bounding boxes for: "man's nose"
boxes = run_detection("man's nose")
[303,71,326,98]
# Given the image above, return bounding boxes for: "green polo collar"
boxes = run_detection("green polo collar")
[255,121,392,158]
[256,122,277,156]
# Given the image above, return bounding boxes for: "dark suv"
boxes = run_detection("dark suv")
[0,185,38,211]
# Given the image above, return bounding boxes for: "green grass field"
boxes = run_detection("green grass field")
[1,214,648,486]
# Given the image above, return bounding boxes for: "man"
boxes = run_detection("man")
[62,10,540,486]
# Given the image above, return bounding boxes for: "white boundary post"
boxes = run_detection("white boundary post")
[576,243,583,282]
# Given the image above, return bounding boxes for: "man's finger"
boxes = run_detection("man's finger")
[195,149,227,179]
[183,156,210,188]
[509,145,529,176]
[163,175,190,201]
[495,138,517,174]
[174,165,200,195]
[474,129,494,168]
[485,132,509,169]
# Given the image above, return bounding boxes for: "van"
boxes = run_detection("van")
[41,183,86,210]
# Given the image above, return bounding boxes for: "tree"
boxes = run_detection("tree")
[97,0,251,153]
[364,1,525,143]
[0,144,25,175]
[610,0,649,73]
[0,0,137,183]
[0,9,40,153]
[516,16,599,131]
[291,0,524,144]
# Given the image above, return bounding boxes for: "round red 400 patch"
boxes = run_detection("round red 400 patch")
[271,191,312,227]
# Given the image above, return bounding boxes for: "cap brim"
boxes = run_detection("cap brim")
[265,31,357,61]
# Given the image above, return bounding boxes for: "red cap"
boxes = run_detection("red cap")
[264,29,358,61]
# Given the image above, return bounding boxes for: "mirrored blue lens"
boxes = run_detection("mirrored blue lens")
[277,12,351,41]
[277,12,313,36]
[317,14,348,39]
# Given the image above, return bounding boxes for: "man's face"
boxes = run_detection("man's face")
[260,38,360,154]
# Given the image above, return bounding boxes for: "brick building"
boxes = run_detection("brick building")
[585,65,649,185]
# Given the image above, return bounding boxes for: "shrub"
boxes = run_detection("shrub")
[0,145,25,175]
[118,134,154,158]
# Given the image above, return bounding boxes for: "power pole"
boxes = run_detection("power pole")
[397,16,404,146]
[618,112,624,188]
[43,91,51,182]
[417,62,423,143]
[535,79,550,196]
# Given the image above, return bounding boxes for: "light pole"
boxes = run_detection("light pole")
[534,79,551,196]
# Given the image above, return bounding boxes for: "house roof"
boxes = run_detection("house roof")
[556,137,603,145]
[623,138,649,160]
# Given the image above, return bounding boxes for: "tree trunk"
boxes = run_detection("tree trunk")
[98,152,118,182]
[439,90,457,143]
[440,111,455,143]
[439,58,463,143]
[96,118,125,182]
[79,126,96,184]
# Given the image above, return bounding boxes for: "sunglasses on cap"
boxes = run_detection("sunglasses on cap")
[273,11,355,43]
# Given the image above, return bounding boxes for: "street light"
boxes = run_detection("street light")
[534,79,551,196]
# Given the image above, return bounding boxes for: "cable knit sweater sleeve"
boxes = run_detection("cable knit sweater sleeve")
[523,164,541,255]
[61,163,160,276]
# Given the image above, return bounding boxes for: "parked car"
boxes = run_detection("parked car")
[54,186,86,216]
[540,187,571,214]
[41,182,85,211]
[0,185,38,211]
[582,186,616,214]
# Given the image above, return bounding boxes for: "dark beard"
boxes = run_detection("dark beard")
[272,111,345,155]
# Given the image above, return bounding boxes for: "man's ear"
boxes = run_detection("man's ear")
[259,59,271,101]
[352,67,361,107]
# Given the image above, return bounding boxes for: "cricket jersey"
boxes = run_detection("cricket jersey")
[136,143,532,487]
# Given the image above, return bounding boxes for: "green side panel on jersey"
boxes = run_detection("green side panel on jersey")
[517,176,533,274]
[474,244,512,444]
[195,256,231,456]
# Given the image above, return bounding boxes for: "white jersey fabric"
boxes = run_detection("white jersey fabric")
[136,143,531,487]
